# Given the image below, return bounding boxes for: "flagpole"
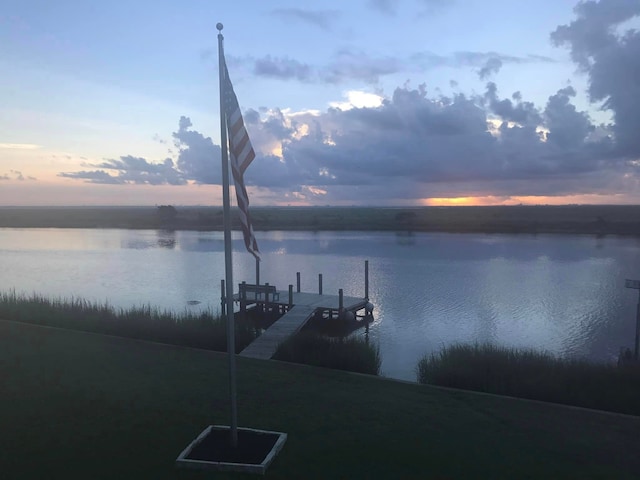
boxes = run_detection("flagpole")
[217,22,238,448]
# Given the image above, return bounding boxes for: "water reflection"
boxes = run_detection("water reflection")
[1,227,640,381]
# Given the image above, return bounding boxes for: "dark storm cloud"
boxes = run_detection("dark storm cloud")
[172,116,222,184]
[59,76,628,202]
[244,80,626,202]
[551,0,640,158]
[544,86,594,150]
[483,82,543,126]
[270,8,339,30]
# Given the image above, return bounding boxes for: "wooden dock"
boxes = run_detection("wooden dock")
[238,290,370,360]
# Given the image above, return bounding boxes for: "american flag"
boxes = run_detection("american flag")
[223,58,260,261]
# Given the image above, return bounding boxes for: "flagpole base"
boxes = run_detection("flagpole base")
[175,425,287,475]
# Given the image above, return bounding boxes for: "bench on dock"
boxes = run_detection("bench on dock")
[238,283,280,302]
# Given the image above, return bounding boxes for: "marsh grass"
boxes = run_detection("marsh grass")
[417,343,640,415]
[0,290,256,352]
[273,331,381,375]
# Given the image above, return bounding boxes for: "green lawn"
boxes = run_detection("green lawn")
[2,320,640,479]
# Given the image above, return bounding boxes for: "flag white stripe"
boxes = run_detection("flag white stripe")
[223,57,260,261]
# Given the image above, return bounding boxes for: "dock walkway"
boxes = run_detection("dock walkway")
[238,291,369,360]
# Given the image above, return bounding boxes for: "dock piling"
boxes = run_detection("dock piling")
[365,260,369,301]
[296,272,301,293]
[636,295,640,360]
[240,281,247,316]
[221,279,226,316]
[319,274,323,295]
[288,285,293,309]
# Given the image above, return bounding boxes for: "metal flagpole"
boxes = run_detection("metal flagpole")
[217,22,238,448]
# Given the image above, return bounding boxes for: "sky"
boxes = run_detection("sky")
[1,0,640,207]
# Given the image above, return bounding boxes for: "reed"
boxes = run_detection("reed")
[274,331,381,375]
[0,290,256,352]
[417,343,640,415]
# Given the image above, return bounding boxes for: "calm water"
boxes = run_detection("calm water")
[2,228,640,381]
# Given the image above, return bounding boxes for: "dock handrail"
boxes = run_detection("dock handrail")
[238,282,280,302]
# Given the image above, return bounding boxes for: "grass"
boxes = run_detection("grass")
[273,331,381,375]
[2,320,640,479]
[417,343,640,416]
[0,290,257,352]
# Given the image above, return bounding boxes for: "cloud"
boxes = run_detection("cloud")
[478,57,503,79]
[324,48,402,84]
[61,0,640,206]
[235,80,627,203]
[551,0,640,159]
[253,56,313,81]
[172,116,221,184]
[416,0,455,15]
[10,170,25,181]
[59,71,633,203]
[368,0,400,15]
[59,156,185,185]
[0,143,40,150]
[368,0,453,16]
[544,86,594,150]
[483,82,542,126]
[1,170,36,181]
[59,117,221,186]
[59,170,126,184]
[244,49,554,84]
[270,8,339,30]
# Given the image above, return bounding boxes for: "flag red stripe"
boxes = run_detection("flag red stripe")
[223,57,260,260]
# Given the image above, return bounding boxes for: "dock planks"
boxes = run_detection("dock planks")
[238,291,369,360]
[239,305,316,360]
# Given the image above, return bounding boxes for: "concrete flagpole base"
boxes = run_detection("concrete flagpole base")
[176,425,287,475]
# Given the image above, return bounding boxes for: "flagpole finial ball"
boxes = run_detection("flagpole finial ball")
[216,23,223,31]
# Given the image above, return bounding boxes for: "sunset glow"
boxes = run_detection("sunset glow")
[1,1,639,206]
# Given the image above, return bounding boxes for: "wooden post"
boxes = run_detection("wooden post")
[289,284,293,309]
[296,272,301,293]
[240,281,247,316]
[626,280,640,361]
[265,282,270,306]
[339,288,344,313]
[221,279,226,316]
[636,290,640,361]
[256,258,260,286]
[365,260,369,301]
[319,274,323,295]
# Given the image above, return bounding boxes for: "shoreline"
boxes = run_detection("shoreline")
[2,204,640,236]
